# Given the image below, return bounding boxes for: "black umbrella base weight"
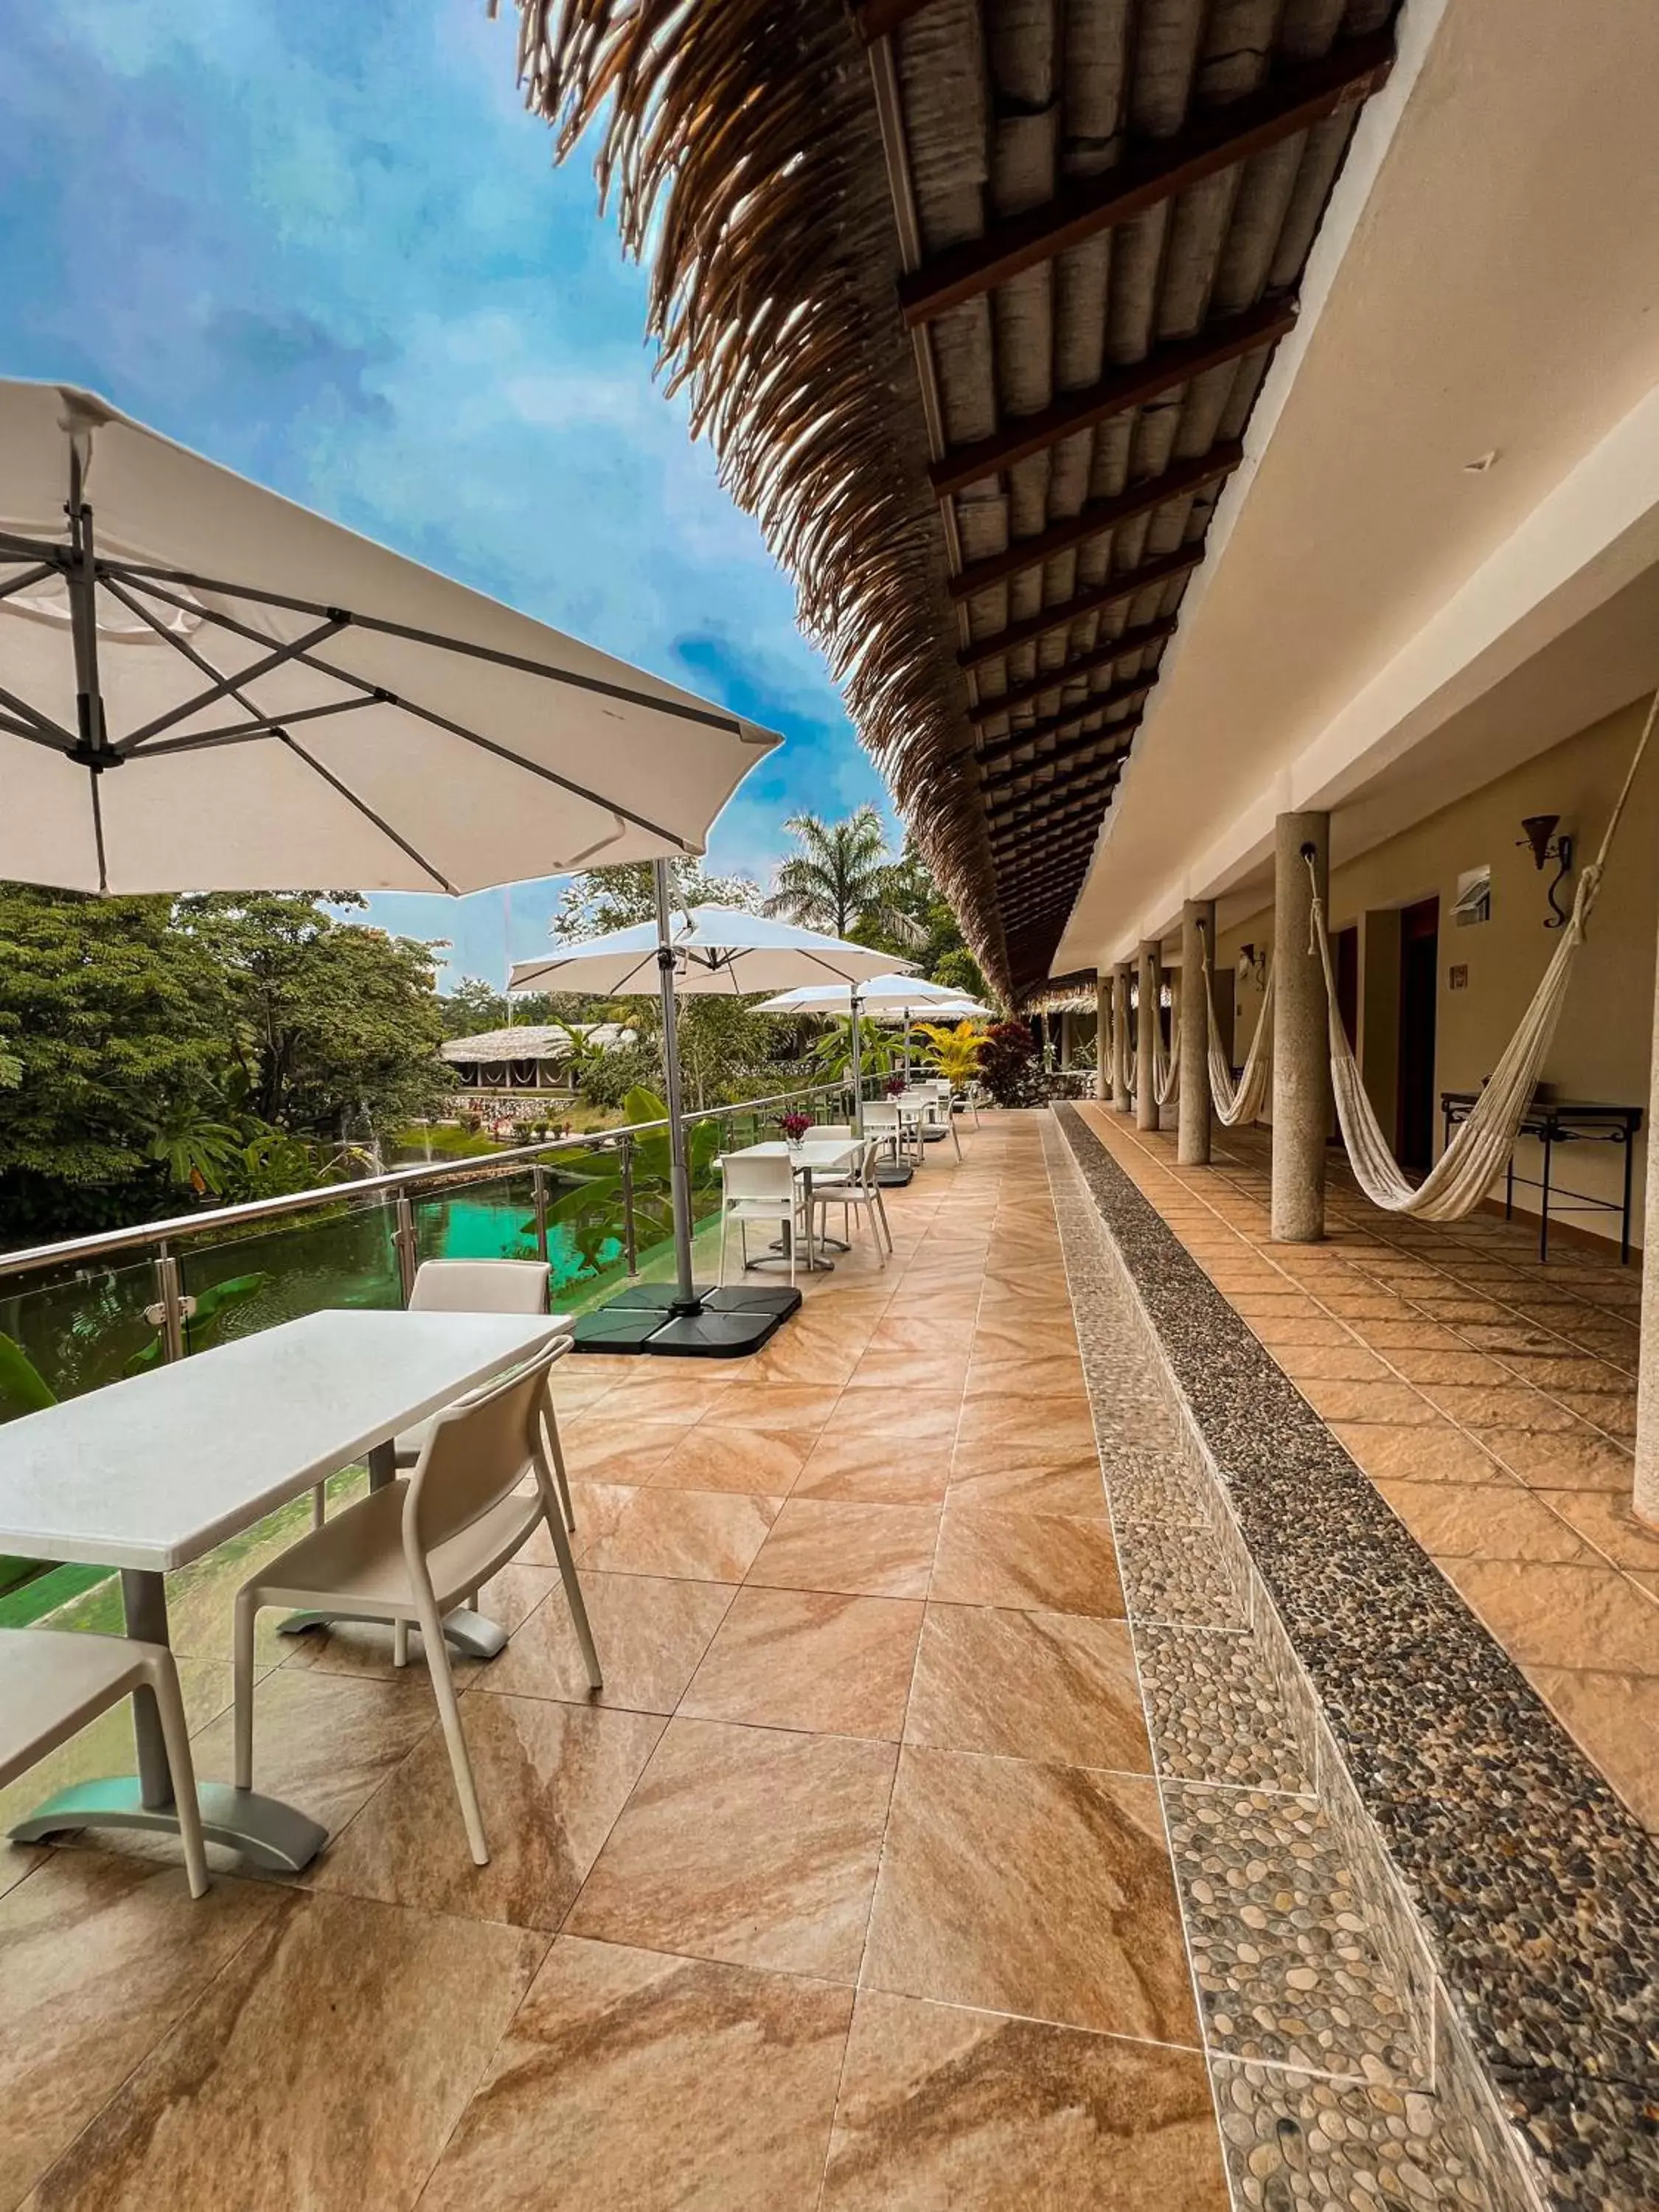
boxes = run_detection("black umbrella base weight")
[571,1281,801,1359]
[874,1164,914,1187]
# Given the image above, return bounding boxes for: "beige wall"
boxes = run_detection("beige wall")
[1216,694,1658,1250]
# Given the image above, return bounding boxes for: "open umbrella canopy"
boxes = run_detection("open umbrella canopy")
[757,974,979,1015]
[0,381,778,894]
[509,907,908,999]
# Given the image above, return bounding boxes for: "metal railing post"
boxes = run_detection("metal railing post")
[531,1164,549,1263]
[150,1248,187,1363]
[619,1135,639,1276]
[393,1192,418,1304]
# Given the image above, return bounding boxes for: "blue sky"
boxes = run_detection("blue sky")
[0,0,893,987]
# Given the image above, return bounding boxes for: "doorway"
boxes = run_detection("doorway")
[1397,898,1439,1171]
[1333,925,1358,1050]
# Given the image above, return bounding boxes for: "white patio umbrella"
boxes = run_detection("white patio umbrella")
[0,381,778,891]
[509,894,908,1352]
[759,973,990,1086]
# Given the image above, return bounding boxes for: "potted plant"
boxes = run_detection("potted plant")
[776,1110,813,1149]
[884,1074,907,1099]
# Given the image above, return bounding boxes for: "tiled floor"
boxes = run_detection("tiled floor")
[0,1115,1233,2211]
[1078,1105,1659,1832]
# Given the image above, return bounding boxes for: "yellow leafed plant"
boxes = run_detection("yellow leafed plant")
[915,1020,987,1088]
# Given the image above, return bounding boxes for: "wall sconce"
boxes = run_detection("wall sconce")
[1236,942,1267,989]
[1517,814,1573,928]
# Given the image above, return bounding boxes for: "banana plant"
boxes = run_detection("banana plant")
[540,1088,721,1280]
[123,1272,271,1375]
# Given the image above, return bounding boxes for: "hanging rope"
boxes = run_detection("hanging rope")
[1202,928,1275,1126]
[1305,685,1656,1218]
[1153,1012,1180,1106]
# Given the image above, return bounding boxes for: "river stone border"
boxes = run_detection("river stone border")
[1051,1104,1659,2212]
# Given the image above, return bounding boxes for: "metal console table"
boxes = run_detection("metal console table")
[1439,1093,1644,1263]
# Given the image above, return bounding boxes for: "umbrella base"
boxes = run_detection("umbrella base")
[874,1164,914,1187]
[571,1281,801,1359]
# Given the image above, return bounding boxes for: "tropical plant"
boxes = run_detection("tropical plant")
[123,1273,271,1374]
[916,1020,987,1089]
[0,1037,21,1090]
[807,1016,895,1084]
[145,1105,246,1195]
[543,1086,720,1281]
[978,1020,1043,1107]
[765,807,922,946]
[550,862,762,942]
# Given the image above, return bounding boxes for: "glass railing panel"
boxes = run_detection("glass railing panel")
[175,1194,404,1354]
[412,1170,539,1270]
[0,1255,164,1622]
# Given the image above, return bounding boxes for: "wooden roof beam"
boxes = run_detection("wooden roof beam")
[957,547,1201,671]
[990,805,1113,857]
[981,729,1135,794]
[949,445,1239,601]
[930,302,1293,497]
[969,618,1173,726]
[900,33,1394,324]
[976,695,1147,769]
[852,0,937,43]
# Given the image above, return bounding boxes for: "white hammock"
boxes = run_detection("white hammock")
[1305,686,1654,1219]
[1203,956,1275,1127]
[1153,1020,1180,1106]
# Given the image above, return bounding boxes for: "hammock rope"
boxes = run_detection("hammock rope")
[1202,931,1275,1126]
[1153,1013,1180,1106]
[1304,684,1657,1219]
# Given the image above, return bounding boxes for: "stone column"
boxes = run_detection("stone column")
[1136,939,1161,1133]
[1060,1010,1073,1071]
[1271,811,1332,1242]
[1094,971,1112,1103]
[1179,899,1214,1166]
[1635,945,1659,1526]
[1112,962,1133,1110]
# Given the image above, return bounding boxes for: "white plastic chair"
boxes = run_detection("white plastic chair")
[919,1079,964,1160]
[809,1137,892,1262]
[234,1340,599,1866]
[862,1099,914,1169]
[717,1152,809,1286]
[0,1629,208,1896]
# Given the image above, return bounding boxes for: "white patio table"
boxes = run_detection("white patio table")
[723,1136,862,1272]
[0,1307,561,1874]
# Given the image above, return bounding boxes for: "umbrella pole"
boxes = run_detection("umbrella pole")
[653,859,698,1313]
[849,995,863,1136]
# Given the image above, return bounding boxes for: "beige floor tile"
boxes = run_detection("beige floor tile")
[647,1424,813,1495]
[862,1746,1194,2040]
[420,1938,852,2212]
[579,1489,782,1582]
[712,1382,845,1430]
[844,1349,970,1393]
[567,1717,895,1980]
[827,1385,966,1441]
[27,1890,543,2212]
[1439,1558,1659,1675]
[822,1989,1228,2211]
[1269,1343,1395,1382]
[1536,1489,1659,1572]
[680,1589,924,1739]
[0,1854,282,2209]
[1374,1481,1591,1563]
[1247,1316,1362,1349]
[792,1430,953,1504]
[931,1508,1124,1617]
[277,1562,557,1685]
[599,1376,737,1424]
[1526,1667,1659,1832]
[905,1604,1150,1770]
[746,1500,942,1599]
[1556,1389,1638,1437]
[561,1414,693,1482]
[1479,1425,1636,1491]
[1373,1348,1514,1386]
[945,1452,1109,1515]
[478,1572,735,1714]
[1416,1383,1582,1433]
[192,1666,441,1845]
[1328,1421,1507,1486]
[963,1352,1089,1401]
[310,1694,661,1929]
[1297,1379,1437,1425]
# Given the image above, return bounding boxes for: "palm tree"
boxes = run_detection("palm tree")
[765,806,923,946]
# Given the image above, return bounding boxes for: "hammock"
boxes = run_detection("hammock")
[1203,953,1275,1127]
[1304,686,1655,1219]
[1153,1019,1180,1107]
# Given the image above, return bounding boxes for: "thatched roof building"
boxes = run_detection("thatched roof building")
[507,0,1397,1001]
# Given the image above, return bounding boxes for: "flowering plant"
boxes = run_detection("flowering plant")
[884,1074,907,1098]
[777,1110,813,1144]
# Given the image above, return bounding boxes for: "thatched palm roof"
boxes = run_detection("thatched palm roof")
[507,0,1397,1000]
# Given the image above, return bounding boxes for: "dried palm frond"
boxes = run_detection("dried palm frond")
[504,0,1014,1001]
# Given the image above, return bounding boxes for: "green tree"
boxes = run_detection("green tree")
[550,861,762,943]
[0,886,230,1220]
[177,894,451,1137]
[765,806,920,945]
[438,977,580,1039]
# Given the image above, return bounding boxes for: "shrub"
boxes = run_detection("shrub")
[978,1020,1044,1107]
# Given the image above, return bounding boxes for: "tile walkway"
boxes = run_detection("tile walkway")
[1077,1105,1659,1834]
[0,1113,1241,2211]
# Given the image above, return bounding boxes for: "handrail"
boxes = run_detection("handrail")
[0,1077,855,1284]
